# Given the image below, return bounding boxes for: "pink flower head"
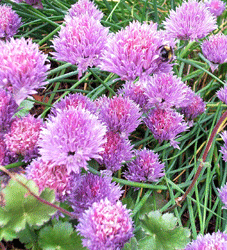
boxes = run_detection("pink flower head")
[0,138,6,165]
[0,89,18,135]
[65,0,103,22]
[144,73,192,109]
[0,38,50,105]
[124,148,165,183]
[4,114,42,161]
[52,14,109,78]
[202,33,227,71]
[100,21,174,81]
[51,93,97,116]
[163,0,217,41]
[97,131,133,172]
[0,4,22,39]
[77,198,134,250]
[217,85,227,105]
[205,0,226,17]
[26,158,71,201]
[220,131,227,162]
[38,107,107,174]
[69,172,123,216]
[97,95,141,137]
[218,183,227,209]
[144,108,188,149]
[185,231,227,250]
[12,0,43,9]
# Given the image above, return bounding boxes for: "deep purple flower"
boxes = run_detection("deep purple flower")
[124,149,165,183]
[0,4,22,39]
[144,73,192,109]
[0,38,50,105]
[51,93,97,116]
[77,198,134,250]
[97,131,133,172]
[163,0,217,41]
[220,131,227,162]
[38,107,107,174]
[185,231,227,249]
[202,34,227,71]
[4,114,42,161]
[217,85,227,105]
[0,89,18,135]
[205,0,226,17]
[181,93,206,120]
[218,183,227,209]
[26,158,71,201]
[65,0,103,22]
[52,14,109,78]
[0,138,6,165]
[144,108,188,148]
[69,172,123,216]
[100,21,173,81]
[97,95,141,137]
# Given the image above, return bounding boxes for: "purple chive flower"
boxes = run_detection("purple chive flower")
[97,95,141,137]
[144,73,192,109]
[38,107,107,174]
[97,131,133,172]
[51,93,97,116]
[220,131,227,162]
[124,149,165,183]
[218,183,227,209]
[69,172,123,216]
[202,34,227,71]
[77,198,134,250]
[65,0,103,22]
[52,14,109,78]
[26,158,71,201]
[118,79,149,111]
[217,85,227,105]
[0,138,6,165]
[4,115,42,161]
[0,89,18,135]
[185,231,227,250]
[0,38,49,105]
[144,108,188,149]
[205,0,226,17]
[100,21,173,81]
[0,4,22,39]
[163,0,217,41]
[12,0,43,9]
[181,94,206,120]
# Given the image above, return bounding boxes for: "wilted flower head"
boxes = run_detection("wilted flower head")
[97,131,133,172]
[26,158,71,201]
[77,198,134,250]
[70,172,123,216]
[124,149,165,183]
[97,95,141,137]
[4,114,42,161]
[144,108,188,148]
[217,85,227,105]
[0,89,18,135]
[65,0,103,22]
[163,0,217,41]
[220,131,227,162]
[100,21,174,81]
[52,14,109,78]
[202,34,227,71]
[0,4,22,39]
[0,38,49,105]
[145,73,192,109]
[51,93,97,116]
[185,231,227,250]
[38,107,107,174]
[181,93,206,120]
[205,0,226,16]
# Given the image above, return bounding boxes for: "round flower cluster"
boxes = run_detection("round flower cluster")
[204,0,226,17]
[217,85,227,105]
[219,131,227,162]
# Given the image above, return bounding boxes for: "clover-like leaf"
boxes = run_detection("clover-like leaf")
[0,223,17,241]
[0,175,58,232]
[15,98,34,117]
[39,221,86,250]
[123,237,139,250]
[139,211,191,250]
